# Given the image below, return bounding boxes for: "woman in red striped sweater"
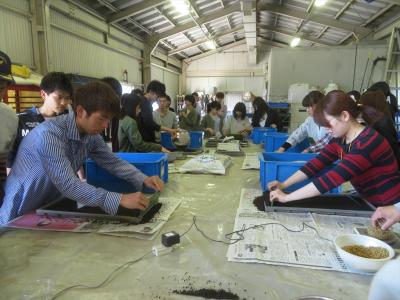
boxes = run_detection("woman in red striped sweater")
[269,90,400,208]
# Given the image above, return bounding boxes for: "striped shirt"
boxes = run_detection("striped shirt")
[300,126,400,206]
[0,111,146,225]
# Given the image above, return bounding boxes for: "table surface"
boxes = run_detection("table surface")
[0,144,372,300]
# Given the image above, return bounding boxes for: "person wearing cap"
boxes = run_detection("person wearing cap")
[6,72,73,175]
[0,81,164,225]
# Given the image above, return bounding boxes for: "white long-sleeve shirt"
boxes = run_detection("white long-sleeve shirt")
[286,116,328,147]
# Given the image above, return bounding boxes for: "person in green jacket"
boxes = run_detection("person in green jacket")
[118,94,169,153]
[200,101,223,138]
[179,94,200,131]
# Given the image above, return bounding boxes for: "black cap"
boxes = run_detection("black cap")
[0,51,14,83]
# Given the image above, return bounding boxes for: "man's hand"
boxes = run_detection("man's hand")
[120,192,149,211]
[144,176,164,191]
[206,128,215,135]
[161,147,170,154]
[167,128,178,135]
[371,205,400,230]
[276,147,285,153]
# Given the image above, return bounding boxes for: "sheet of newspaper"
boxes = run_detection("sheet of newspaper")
[7,196,182,240]
[217,142,241,152]
[96,196,182,240]
[227,188,373,274]
[241,152,260,170]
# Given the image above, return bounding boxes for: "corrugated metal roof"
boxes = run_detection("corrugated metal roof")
[70,0,399,60]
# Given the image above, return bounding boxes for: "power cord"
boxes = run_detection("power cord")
[50,250,152,300]
[181,215,332,245]
[49,215,330,299]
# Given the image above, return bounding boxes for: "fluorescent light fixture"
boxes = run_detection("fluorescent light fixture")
[205,40,216,49]
[290,37,301,47]
[171,0,189,16]
[315,0,327,7]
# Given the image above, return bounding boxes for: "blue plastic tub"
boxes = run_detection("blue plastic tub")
[258,152,340,193]
[161,131,203,150]
[161,132,177,150]
[267,102,289,108]
[251,127,278,144]
[86,152,168,194]
[187,131,203,150]
[263,133,309,153]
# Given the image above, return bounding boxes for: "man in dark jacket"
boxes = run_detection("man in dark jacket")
[139,80,176,142]
[6,72,72,174]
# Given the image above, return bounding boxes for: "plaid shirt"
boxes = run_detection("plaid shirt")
[306,132,333,153]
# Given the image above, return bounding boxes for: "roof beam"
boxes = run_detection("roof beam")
[107,0,168,24]
[341,4,395,44]
[374,15,400,40]
[385,0,400,5]
[184,39,247,62]
[187,0,201,18]
[257,37,288,48]
[296,0,316,33]
[316,0,355,39]
[157,2,241,40]
[156,6,204,55]
[168,26,244,55]
[259,25,334,46]
[258,3,371,36]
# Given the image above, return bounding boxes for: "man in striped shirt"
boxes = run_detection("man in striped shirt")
[0,81,163,225]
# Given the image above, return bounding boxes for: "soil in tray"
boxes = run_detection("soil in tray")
[253,191,374,211]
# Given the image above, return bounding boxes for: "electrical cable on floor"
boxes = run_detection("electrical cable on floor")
[49,215,331,299]
[49,250,152,300]
[180,215,332,245]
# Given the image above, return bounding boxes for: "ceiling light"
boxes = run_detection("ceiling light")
[315,0,327,7]
[171,0,189,16]
[290,37,301,47]
[206,40,216,49]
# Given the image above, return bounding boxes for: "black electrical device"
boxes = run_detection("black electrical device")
[161,231,180,247]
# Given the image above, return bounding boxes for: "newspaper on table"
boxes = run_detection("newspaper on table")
[227,188,374,275]
[216,142,243,156]
[241,152,260,170]
[179,154,232,175]
[6,196,182,240]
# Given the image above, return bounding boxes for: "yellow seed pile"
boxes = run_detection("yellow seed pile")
[367,226,395,241]
[342,245,389,259]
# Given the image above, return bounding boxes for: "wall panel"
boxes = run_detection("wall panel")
[0,3,34,67]
[50,8,142,84]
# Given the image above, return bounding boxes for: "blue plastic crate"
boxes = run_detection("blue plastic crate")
[161,132,177,150]
[263,133,309,153]
[86,152,168,194]
[267,102,289,108]
[161,131,203,150]
[258,152,340,193]
[251,127,278,144]
[187,131,203,150]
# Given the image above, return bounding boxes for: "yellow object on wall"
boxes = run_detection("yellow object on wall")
[11,64,31,79]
